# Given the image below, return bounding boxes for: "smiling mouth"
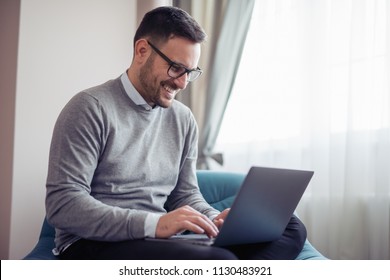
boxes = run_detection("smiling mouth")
[162,82,177,99]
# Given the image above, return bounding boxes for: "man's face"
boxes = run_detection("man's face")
[138,37,201,108]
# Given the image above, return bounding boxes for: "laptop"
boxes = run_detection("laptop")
[148,166,314,247]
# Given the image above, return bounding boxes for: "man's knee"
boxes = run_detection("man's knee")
[284,215,307,255]
[288,215,307,243]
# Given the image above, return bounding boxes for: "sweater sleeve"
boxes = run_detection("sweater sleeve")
[45,92,148,242]
[164,111,220,219]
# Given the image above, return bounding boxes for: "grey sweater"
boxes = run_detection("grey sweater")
[45,76,219,253]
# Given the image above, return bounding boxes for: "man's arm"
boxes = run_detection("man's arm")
[46,92,148,241]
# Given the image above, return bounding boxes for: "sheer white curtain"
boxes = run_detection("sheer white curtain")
[215,0,390,260]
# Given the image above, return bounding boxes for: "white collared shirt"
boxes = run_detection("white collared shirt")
[120,71,154,111]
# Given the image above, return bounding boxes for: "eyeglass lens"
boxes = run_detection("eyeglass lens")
[168,65,201,82]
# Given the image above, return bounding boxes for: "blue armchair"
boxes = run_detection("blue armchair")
[24,170,327,260]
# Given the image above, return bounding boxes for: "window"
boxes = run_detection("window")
[215,0,390,260]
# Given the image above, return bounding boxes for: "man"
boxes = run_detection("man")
[46,6,306,260]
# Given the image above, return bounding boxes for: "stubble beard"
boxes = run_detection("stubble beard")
[139,56,177,109]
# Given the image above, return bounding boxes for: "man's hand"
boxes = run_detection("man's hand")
[213,208,230,229]
[156,205,219,238]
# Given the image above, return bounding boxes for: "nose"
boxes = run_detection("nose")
[174,73,189,90]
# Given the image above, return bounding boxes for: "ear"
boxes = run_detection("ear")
[134,39,151,63]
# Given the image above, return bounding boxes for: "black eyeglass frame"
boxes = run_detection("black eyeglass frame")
[147,41,203,82]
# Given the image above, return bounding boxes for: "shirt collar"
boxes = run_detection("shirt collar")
[120,71,153,111]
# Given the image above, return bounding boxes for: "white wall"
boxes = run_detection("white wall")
[9,0,136,259]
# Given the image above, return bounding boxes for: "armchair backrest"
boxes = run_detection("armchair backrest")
[196,170,244,211]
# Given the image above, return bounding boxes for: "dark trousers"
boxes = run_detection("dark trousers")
[60,215,306,260]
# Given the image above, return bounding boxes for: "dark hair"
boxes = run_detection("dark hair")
[134,6,206,46]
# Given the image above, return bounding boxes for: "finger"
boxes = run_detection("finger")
[213,218,224,229]
[185,215,219,238]
[215,208,230,221]
[180,220,206,234]
[179,206,219,233]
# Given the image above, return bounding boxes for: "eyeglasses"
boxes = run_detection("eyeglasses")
[147,41,203,82]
